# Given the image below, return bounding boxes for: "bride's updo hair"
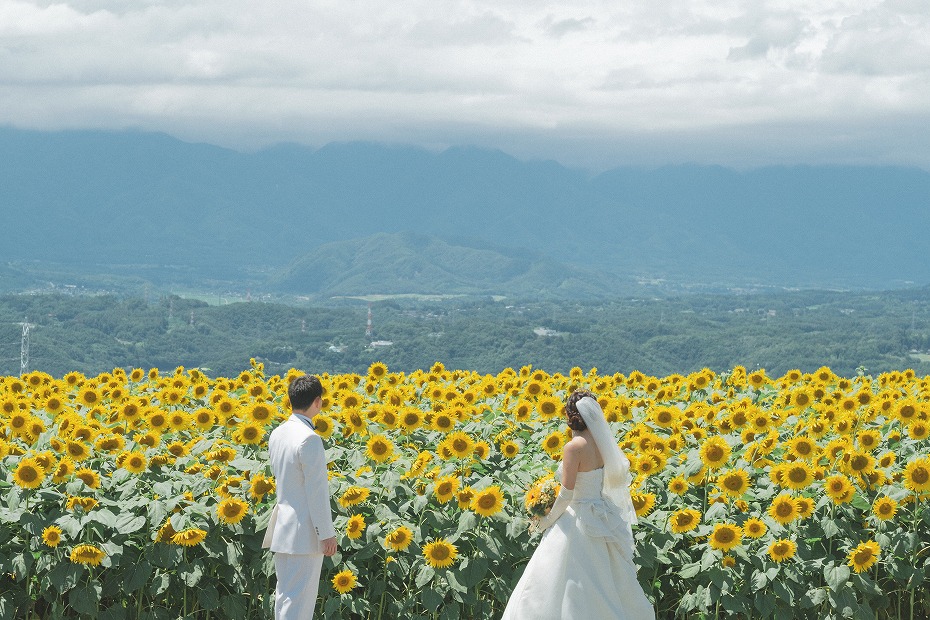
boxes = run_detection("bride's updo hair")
[565,389,596,431]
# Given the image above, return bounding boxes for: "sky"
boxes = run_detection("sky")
[2,0,930,171]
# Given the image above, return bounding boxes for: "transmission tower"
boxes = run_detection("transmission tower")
[366,303,373,338]
[20,318,34,376]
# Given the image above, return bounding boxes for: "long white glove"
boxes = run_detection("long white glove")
[533,487,573,534]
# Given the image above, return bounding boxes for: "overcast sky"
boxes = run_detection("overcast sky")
[2,0,929,170]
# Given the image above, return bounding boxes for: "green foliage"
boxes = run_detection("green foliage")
[2,288,930,379]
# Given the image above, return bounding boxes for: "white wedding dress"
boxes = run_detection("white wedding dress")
[501,465,655,620]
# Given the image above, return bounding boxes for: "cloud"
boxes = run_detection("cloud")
[1,0,929,170]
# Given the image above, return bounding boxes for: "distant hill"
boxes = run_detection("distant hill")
[2,126,930,295]
[271,232,634,298]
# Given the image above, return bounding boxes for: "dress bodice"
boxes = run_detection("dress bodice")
[572,467,607,501]
[555,463,634,550]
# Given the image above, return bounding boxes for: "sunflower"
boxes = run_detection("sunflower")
[536,395,562,420]
[456,486,476,510]
[669,509,701,534]
[445,431,474,459]
[216,498,249,525]
[717,469,750,498]
[44,395,66,415]
[94,434,124,453]
[339,486,371,509]
[70,544,106,566]
[433,475,460,504]
[699,436,731,470]
[423,539,458,569]
[214,397,237,420]
[42,525,63,548]
[332,569,357,594]
[147,411,170,433]
[167,411,190,432]
[631,492,656,518]
[399,408,423,432]
[847,540,880,573]
[824,474,855,504]
[782,461,815,491]
[795,496,816,519]
[250,474,276,501]
[668,476,689,496]
[13,457,45,489]
[743,517,767,539]
[768,539,797,562]
[384,525,414,551]
[542,431,565,458]
[903,457,930,493]
[66,495,97,512]
[513,400,533,422]
[872,496,897,521]
[721,555,737,568]
[368,361,388,380]
[172,528,208,547]
[500,440,520,459]
[650,406,681,429]
[473,441,491,460]
[51,458,75,483]
[74,467,101,489]
[908,421,929,441]
[65,440,90,462]
[708,523,742,552]
[76,386,101,408]
[313,414,335,439]
[345,514,366,540]
[363,434,393,464]
[768,493,799,526]
[471,486,505,518]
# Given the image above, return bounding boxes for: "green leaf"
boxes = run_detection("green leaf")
[475,534,502,560]
[222,594,248,618]
[751,570,767,590]
[181,559,205,587]
[458,556,488,588]
[229,457,262,472]
[801,587,828,608]
[825,563,851,591]
[124,560,152,593]
[773,579,794,605]
[679,562,701,579]
[754,592,776,617]
[99,603,127,620]
[820,517,841,539]
[198,584,220,610]
[421,587,443,611]
[47,561,82,593]
[439,601,460,620]
[114,512,147,535]
[455,511,477,537]
[70,583,101,615]
[415,564,435,588]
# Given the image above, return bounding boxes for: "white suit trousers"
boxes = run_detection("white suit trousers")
[274,552,324,619]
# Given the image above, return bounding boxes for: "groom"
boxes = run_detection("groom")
[263,374,338,619]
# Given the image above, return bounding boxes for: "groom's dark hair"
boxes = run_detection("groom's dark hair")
[565,389,596,431]
[288,374,323,411]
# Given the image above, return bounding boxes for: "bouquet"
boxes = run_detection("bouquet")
[524,476,561,518]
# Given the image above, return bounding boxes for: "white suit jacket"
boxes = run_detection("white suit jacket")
[262,414,336,555]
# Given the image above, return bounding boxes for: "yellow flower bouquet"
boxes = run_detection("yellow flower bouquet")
[524,477,560,518]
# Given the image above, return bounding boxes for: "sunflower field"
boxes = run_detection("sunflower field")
[2,361,930,620]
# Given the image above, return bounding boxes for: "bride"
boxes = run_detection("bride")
[502,390,655,620]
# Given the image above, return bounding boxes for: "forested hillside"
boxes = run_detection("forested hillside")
[4,127,930,292]
[2,288,928,378]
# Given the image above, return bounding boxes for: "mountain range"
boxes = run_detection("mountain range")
[2,126,930,298]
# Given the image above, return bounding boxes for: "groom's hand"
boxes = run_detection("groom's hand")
[321,537,337,556]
